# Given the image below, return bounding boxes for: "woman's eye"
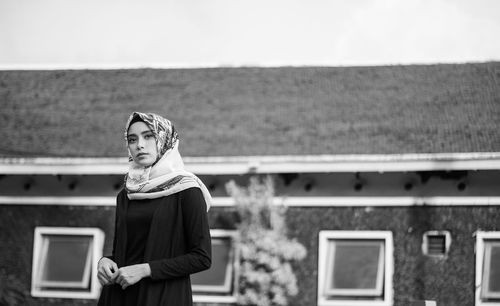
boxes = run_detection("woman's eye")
[145,134,154,139]
[127,138,136,143]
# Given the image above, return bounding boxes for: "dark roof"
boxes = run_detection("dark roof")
[0,62,499,157]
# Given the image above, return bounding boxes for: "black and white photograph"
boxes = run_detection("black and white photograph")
[0,1,499,305]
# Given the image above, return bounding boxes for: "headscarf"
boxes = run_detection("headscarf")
[124,112,211,211]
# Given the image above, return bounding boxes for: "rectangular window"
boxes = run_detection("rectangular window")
[192,229,238,304]
[476,231,500,306]
[31,227,104,299]
[318,231,393,306]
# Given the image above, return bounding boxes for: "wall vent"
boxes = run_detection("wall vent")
[422,231,451,257]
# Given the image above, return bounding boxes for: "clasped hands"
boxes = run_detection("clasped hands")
[97,257,151,289]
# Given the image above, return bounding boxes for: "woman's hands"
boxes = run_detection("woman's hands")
[98,259,152,290]
[114,264,152,289]
[97,257,118,286]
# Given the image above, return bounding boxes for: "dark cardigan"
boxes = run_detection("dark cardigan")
[98,187,212,306]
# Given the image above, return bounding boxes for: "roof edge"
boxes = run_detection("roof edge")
[1,153,500,174]
[0,60,495,71]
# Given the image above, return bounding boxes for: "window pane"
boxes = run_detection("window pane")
[486,243,500,293]
[332,242,381,290]
[192,238,233,293]
[41,235,92,286]
[326,240,385,296]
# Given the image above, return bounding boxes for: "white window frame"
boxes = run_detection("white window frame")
[192,229,239,304]
[475,231,500,306]
[318,231,394,306]
[31,227,104,299]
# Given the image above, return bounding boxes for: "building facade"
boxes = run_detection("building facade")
[1,63,499,306]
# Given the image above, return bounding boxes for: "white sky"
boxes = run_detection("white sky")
[0,0,499,68]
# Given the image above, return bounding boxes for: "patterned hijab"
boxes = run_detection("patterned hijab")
[124,112,211,210]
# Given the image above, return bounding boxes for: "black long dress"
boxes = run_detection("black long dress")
[98,187,212,306]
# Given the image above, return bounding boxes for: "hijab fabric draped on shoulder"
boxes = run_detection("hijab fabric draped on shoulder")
[124,112,211,210]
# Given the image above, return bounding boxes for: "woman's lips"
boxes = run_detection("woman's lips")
[136,153,148,158]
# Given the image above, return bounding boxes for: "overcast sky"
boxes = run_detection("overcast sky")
[1,0,499,69]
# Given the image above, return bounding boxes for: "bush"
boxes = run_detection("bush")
[226,176,307,306]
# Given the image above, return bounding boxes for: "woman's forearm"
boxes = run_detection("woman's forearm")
[148,249,211,280]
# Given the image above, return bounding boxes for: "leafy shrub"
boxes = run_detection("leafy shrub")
[226,176,307,306]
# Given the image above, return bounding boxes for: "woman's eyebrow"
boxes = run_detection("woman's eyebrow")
[127,130,153,137]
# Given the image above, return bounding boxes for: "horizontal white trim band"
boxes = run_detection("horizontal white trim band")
[1,153,500,174]
[30,291,99,299]
[2,196,500,207]
[192,295,236,304]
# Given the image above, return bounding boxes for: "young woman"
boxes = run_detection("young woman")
[97,112,212,306]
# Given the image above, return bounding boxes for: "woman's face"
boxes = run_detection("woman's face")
[127,121,159,166]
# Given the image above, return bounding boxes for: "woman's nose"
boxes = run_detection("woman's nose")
[136,137,145,149]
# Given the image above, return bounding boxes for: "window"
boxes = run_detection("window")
[422,231,451,257]
[31,227,104,299]
[192,229,238,304]
[318,231,393,306]
[476,231,500,306]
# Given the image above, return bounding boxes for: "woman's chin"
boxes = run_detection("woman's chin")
[135,158,155,167]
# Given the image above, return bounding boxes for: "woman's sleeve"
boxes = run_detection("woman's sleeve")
[148,187,212,280]
[102,191,123,262]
